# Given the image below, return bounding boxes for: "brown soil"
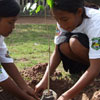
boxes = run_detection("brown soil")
[1,63,100,100]
[20,63,100,100]
[16,16,56,24]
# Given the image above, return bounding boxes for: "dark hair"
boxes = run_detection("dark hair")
[0,0,20,17]
[84,1,99,9]
[53,0,88,18]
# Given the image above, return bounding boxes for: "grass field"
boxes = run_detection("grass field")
[5,23,69,77]
[5,24,56,69]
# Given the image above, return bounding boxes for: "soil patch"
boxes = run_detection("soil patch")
[21,63,100,100]
[16,16,56,24]
[0,63,100,100]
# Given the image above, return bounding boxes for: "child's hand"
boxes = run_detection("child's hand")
[57,95,65,100]
[35,81,47,96]
[23,86,40,100]
[57,94,71,100]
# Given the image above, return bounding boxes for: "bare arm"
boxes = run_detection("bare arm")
[59,59,100,100]
[1,63,39,100]
[1,63,28,89]
[35,45,61,93]
[0,77,34,100]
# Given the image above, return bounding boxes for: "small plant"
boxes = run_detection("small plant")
[23,0,54,15]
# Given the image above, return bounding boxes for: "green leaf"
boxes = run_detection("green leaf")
[47,0,53,8]
[35,5,44,13]
[23,0,54,14]
[29,9,34,15]
[34,0,39,3]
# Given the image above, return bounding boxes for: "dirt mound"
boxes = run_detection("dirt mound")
[20,63,100,100]
[20,63,73,94]
[0,63,100,100]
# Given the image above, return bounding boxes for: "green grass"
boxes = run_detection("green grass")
[5,23,80,79]
[5,23,72,79]
[5,24,56,69]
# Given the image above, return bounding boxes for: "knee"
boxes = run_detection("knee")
[69,37,81,54]
[69,37,89,55]
[69,38,77,51]
[59,38,81,56]
[59,43,72,56]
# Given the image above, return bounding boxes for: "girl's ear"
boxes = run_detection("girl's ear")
[77,8,83,16]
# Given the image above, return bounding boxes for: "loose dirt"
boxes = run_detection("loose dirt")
[20,63,100,100]
[0,63,100,100]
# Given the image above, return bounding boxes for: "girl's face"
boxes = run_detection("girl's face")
[52,8,83,32]
[0,16,17,37]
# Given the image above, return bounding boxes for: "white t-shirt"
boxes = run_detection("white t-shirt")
[55,7,100,59]
[0,35,13,82]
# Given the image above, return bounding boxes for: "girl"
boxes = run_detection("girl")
[35,0,100,100]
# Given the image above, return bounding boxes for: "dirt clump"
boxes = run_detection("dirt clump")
[20,63,100,100]
[0,63,100,100]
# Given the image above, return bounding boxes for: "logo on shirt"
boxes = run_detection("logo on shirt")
[91,37,100,50]
[0,65,2,74]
